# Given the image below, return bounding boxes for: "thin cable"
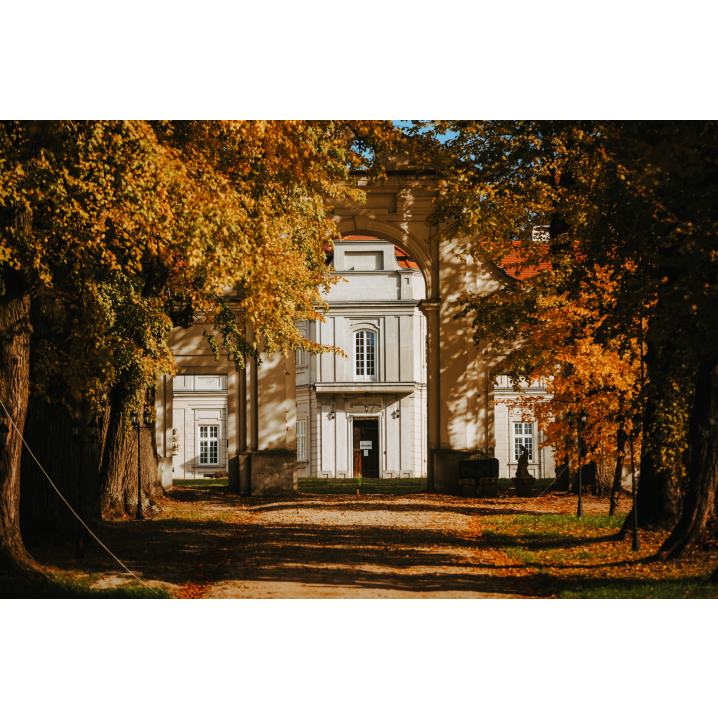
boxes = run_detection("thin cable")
[0,398,160,596]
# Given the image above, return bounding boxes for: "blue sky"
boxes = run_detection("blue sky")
[392,120,458,144]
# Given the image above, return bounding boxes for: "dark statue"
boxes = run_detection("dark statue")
[515,445,533,480]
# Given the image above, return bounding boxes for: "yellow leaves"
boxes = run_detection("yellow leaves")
[1,121,400,409]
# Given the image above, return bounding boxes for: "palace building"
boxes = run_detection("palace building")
[158,159,556,494]
[160,237,556,486]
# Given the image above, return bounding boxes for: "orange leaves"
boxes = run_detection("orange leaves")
[486,261,643,467]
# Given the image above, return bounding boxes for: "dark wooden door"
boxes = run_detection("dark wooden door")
[353,419,380,478]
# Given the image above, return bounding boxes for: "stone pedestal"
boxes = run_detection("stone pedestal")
[458,477,477,498]
[158,456,173,489]
[250,449,297,496]
[435,450,483,494]
[479,476,498,498]
[514,477,535,498]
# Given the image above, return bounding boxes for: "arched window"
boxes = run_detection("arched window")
[354,331,377,381]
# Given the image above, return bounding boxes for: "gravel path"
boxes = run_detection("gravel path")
[203,492,541,599]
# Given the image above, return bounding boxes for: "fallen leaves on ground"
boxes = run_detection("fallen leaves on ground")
[19,486,718,599]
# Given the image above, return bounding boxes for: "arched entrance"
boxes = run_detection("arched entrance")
[324,169,506,493]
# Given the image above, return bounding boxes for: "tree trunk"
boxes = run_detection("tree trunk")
[554,462,570,491]
[609,427,627,516]
[658,361,718,559]
[99,387,160,517]
[619,395,682,532]
[20,399,103,541]
[0,286,33,575]
[581,461,596,496]
[582,456,614,498]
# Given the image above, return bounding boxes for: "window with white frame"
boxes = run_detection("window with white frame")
[514,422,534,461]
[354,331,377,381]
[532,225,550,242]
[295,348,305,366]
[297,420,306,461]
[198,425,219,465]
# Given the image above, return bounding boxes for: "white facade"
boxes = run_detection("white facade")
[171,374,229,479]
[293,237,557,481]
[161,245,557,483]
[296,237,428,479]
[493,375,556,479]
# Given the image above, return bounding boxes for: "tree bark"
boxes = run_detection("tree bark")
[595,457,613,497]
[0,284,33,575]
[609,427,627,516]
[554,462,570,491]
[20,399,103,541]
[99,387,160,517]
[658,360,718,559]
[619,395,682,532]
[586,456,614,498]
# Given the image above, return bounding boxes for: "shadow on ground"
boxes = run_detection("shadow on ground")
[19,485,646,598]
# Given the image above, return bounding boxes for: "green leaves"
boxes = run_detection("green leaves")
[0,121,401,413]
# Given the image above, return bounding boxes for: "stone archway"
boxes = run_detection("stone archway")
[334,217,438,300]
[327,172,507,493]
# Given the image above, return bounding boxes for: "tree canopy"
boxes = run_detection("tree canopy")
[0,120,401,571]
[411,120,718,554]
[1,120,400,414]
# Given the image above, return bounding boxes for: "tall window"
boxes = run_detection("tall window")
[514,422,534,461]
[297,420,306,461]
[355,331,376,381]
[199,425,219,465]
[295,348,305,366]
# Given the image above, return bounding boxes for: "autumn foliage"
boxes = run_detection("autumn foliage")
[410,120,718,557]
[0,120,402,570]
[474,264,644,472]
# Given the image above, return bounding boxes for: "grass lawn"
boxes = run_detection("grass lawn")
[172,476,555,495]
[173,478,229,488]
[478,513,718,599]
[299,476,427,495]
[0,572,170,599]
[299,476,556,495]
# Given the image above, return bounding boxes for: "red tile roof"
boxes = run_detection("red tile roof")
[499,244,551,280]
[394,246,420,271]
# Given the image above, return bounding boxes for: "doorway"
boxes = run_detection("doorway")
[353,419,380,478]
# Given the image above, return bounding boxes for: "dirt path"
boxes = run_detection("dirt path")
[28,487,631,598]
[206,493,539,598]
